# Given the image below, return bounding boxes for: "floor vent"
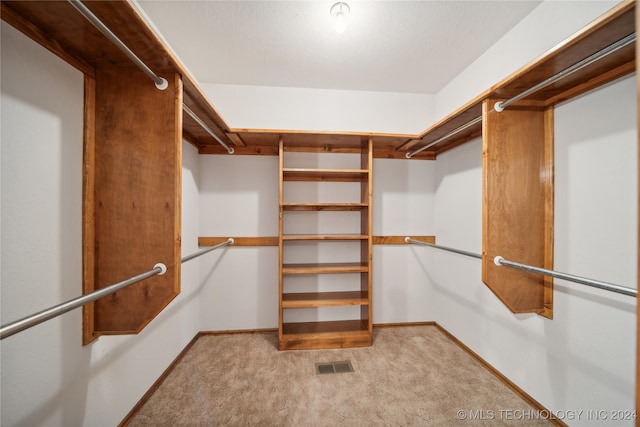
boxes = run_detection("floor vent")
[315,361,354,375]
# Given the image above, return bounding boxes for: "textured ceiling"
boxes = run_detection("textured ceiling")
[137,0,541,94]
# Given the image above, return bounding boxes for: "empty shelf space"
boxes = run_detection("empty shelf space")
[282,319,369,336]
[283,234,368,241]
[280,320,371,350]
[283,168,368,182]
[282,262,369,274]
[282,291,369,308]
[281,203,368,211]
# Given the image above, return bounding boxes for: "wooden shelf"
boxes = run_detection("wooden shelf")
[281,202,368,211]
[282,291,369,308]
[283,168,368,182]
[282,263,369,275]
[402,1,635,157]
[283,234,368,241]
[280,320,372,350]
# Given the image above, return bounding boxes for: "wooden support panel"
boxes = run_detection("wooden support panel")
[361,137,374,334]
[84,67,182,341]
[198,236,278,246]
[373,235,435,245]
[482,99,553,317]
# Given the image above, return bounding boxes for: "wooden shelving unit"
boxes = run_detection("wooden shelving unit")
[399,1,635,157]
[278,137,373,350]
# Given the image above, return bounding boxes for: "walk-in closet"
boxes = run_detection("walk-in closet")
[1,1,637,425]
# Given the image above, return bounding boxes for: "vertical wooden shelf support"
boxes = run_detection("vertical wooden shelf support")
[482,99,554,318]
[83,66,182,344]
[361,137,374,335]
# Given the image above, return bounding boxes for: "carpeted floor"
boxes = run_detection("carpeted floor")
[126,325,553,426]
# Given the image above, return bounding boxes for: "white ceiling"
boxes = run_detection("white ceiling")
[137,0,542,94]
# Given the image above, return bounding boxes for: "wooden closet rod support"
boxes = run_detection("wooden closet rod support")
[182,238,235,263]
[495,32,636,112]
[183,104,235,154]
[406,116,483,159]
[494,256,637,298]
[67,0,168,90]
[405,237,482,259]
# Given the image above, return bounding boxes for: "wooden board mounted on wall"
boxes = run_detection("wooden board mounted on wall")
[83,66,182,344]
[482,99,554,318]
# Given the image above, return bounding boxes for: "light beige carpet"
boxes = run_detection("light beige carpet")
[127,325,553,426]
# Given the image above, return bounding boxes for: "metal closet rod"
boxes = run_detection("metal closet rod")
[407,32,636,158]
[405,237,636,298]
[183,104,235,154]
[495,32,636,112]
[182,238,234,263]
[69,0,234,154]
[68,0,168,90]
[404,237,482,259]
[494,256,637,298]
[406,116,482,159]
[0,238,235,340]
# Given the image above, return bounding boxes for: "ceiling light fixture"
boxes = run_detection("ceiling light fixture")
[330,2,350,34]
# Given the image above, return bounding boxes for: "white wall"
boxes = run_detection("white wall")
[435,0,620,123]
[1,22,203,426]
[198,155,279,330]
[431,74,636,425]
[427,0,637,423]
[201,1,619,135]
[373,159,438,323]
[202,83,434,135]
[197,153,438,328]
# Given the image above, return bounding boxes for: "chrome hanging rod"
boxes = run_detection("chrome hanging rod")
[405,237,482,259]
[67,0,168,90]
[406,32,636,158]
[182,104,235,154]
[406,116,482,159]
[494,32,636,112]
[406,237,636,298]
[494,256,637,298]
[1,238,236,340]
[0,263,167,340]
[181,238,234,263]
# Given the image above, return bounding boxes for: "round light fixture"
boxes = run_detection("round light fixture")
[330,2,350,34]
